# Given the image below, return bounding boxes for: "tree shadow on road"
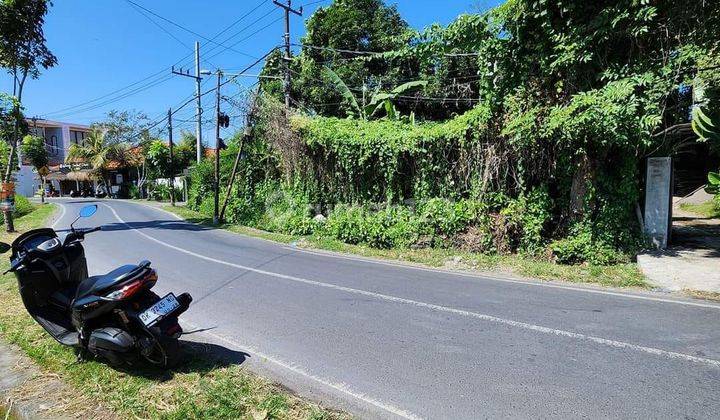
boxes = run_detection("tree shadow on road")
[99,219,215,233]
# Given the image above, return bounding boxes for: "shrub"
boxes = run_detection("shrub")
[14,195,33,218]
[0,195,35,223]
[128,184,142,199]
[550,230,625,266]
[325,205,369,245]
[501,188,552,255]
[418,198,479,237]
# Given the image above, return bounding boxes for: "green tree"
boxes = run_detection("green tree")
[0,0,56,231]
[93,109,151,145]
[262,0,411,117]
[66,128,132,197]
[176,130,199,170]
[20,134,47,202]
[145,140,170,180]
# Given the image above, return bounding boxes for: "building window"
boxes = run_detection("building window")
[70,130,87,145]
[47,135,58,155]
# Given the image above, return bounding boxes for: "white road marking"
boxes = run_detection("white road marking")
[50,202,66,229]
[284,247,720,310]
[100,203,421,419]
[103,203,720,370]
[120,198,720,310]
[182,321,423,420]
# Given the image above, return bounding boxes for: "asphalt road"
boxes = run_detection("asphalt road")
[50,198,720,419]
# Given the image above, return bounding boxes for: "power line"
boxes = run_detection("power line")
[125,0,258,59]
[288,68,481,104]
[200,5,279,60]
[297,43,483,58]
[125,0,190,49]
[48,75,175,120]
[41,2,270,119]
[204,12,283,63]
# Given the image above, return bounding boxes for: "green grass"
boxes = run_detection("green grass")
[679,201,720,219]
[0,204,343,420]
[163,205,648,289]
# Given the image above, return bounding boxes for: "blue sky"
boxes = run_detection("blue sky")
[1,0,496,141]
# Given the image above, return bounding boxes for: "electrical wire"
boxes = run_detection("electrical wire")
[125,0,191,49]
[287,68,481,103]
[125,0,258,59]
[41,2,270,119]
[296,43,482,58]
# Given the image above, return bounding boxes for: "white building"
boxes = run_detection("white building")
[16,119,91,197]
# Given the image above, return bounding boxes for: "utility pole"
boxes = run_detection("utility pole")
[195,41,202,163]
[213,71,222,225]
[273,0,302,109]
[171,41,204,163]
[168,108,175,206]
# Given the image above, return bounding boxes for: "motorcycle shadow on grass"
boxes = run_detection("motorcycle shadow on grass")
[114,339,250,381]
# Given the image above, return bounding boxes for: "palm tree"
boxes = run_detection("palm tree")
[66,128,132,197]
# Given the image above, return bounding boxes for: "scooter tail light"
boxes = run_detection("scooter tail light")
[105,269,158,300]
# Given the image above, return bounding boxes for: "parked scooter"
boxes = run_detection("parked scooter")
[2,204,192,368]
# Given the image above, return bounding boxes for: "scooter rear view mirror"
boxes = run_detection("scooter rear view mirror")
[0,242,10,254]
[79,205,98,218]
[70,204,98,232]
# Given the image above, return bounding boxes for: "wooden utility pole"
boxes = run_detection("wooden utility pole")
[213,71,222,225]
[168,108,175,206]
[273,0,302,109]
[219,127,250,221]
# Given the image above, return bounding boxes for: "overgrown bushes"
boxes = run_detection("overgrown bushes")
[185,0,720,266]
[0,195,34,223]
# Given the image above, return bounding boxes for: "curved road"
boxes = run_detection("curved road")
[50,198,720,419]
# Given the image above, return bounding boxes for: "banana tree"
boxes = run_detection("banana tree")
[322,66,427,120]
[365,80,428,120]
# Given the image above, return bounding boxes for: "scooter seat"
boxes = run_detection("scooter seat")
[76,263,148,300]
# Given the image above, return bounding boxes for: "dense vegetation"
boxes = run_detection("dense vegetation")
[189,0,720,265]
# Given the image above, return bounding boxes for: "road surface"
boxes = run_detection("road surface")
[50,199,720,419]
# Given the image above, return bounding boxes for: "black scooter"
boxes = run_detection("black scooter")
[4,204,192,368]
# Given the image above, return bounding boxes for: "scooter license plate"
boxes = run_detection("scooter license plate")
[139,293,180,327]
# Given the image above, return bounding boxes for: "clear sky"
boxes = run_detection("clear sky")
[0,0,495,141]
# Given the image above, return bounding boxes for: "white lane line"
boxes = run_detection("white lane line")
[118,199,720,310]
[50,202,66,229]
[284,247,720,310]
[182,321,422,420]
[103,203,720,370]
[101,204,420,419]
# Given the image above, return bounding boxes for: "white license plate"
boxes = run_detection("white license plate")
[139,293,180,326]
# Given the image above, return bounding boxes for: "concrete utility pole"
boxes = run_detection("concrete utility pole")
[171,41,204,163]
[273,0,302,109]
[195,41,203,163]
[168,108,175,206]
[213,71,222,225]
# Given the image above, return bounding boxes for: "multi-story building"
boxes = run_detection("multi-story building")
[16,119,91,197]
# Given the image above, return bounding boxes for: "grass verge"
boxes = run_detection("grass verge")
[0,203,342,420]
[164,205,648,289]
[679,201,720,219]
